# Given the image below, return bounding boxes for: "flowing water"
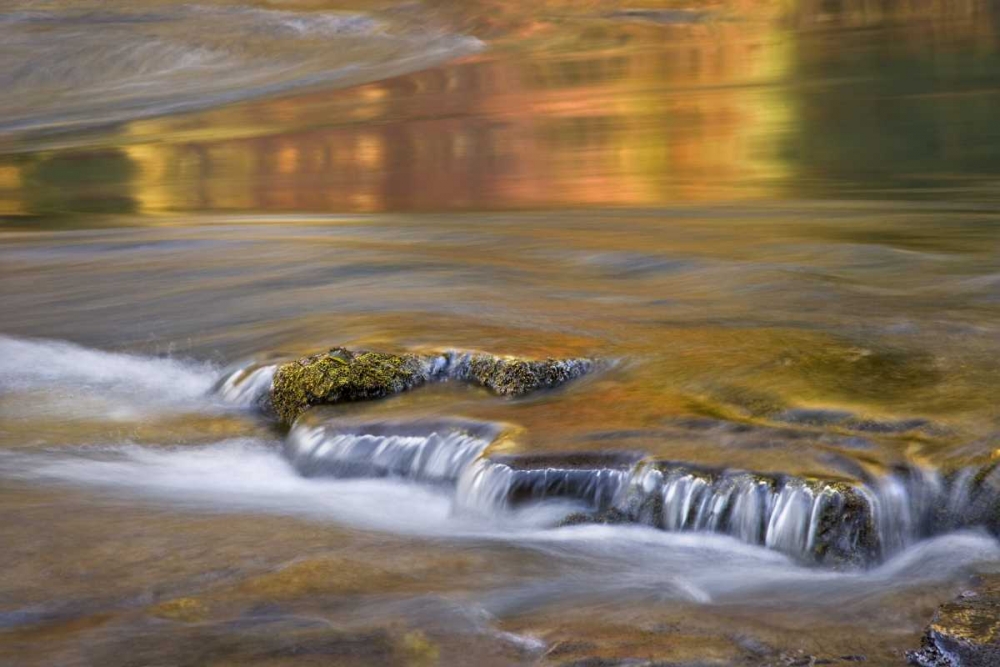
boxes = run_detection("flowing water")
[2,1,1000,665]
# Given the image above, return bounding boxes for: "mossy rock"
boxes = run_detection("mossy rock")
[269,347,596,424]
[907,574,1000,667]
[460,355,594,397]
[271,348,429,424]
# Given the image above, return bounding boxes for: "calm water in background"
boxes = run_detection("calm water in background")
[2,1,1000,665]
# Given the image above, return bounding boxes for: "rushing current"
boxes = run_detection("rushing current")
[3,336,998,570]
[3,0,1000,665]
[0,0,481,137]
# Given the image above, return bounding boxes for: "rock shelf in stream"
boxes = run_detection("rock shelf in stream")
[282,419,1000,568]
[458,454,881,566]
[215,350,1000,567]
[455,452,645,514]
[285,418,509,483]
[242,347,596,424]
[908,573,1000,667]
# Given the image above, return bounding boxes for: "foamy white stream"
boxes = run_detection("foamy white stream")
[0,335,220,420]
[2,335,999,584]
[1,439,997,610]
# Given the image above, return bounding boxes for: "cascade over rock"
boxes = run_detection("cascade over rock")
[214,353,1000,568]
[284,411,1000,566]
[286,417,507,482]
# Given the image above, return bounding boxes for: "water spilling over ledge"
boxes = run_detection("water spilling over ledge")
[214,362,277,411]
[284,415,1000,569]
[455,452,643,515]
[285,418,506,483]
[3,336,997,571]
[616,463,878,566]
[179,349,1000,568]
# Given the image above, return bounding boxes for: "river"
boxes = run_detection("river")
[1,1,1000,665]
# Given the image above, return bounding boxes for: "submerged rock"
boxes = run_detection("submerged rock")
[907,574,1000,667]
[271,348,429,424]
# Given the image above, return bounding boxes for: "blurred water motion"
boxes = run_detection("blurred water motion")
[3,1,1000,666]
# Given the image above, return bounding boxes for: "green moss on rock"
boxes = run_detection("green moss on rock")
[268,347,597,424]
[271,348,428,424]
[460,355,593,397]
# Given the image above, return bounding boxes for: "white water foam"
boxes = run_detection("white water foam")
[1,440,996,610]
[0,335,214,396]
[0,335,284,422]
[215,362,277,409]
[0,335,220,420]
[0,439,562,535]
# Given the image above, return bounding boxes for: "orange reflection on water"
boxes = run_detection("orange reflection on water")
[107,23,795,214]
[3,2,998,217]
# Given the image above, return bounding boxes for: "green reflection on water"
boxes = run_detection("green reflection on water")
[20,151,137,216]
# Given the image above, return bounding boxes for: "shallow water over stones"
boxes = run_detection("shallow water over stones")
[3,0,1000,664]
[3,202,1000,663]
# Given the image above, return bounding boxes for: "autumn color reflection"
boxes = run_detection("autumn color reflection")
[9,24,793,215]
[1,1,998,216]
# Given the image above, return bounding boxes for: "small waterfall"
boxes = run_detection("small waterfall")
[285,419,501,483]
[214,363,277,409]
[939,461,1000,534]
[278,414,1000,565]
[455,453,642,514]
[201,350,1000,567]
[862,465,944,556]
[618,464,879,565]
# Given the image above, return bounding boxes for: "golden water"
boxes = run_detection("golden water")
[2,1,1000,665]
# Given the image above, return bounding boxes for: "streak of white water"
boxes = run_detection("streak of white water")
[455,458,633,514]
[0,335,218,420]
[215,363,277,408]
[2,440,997,610]
[286,421,494,482]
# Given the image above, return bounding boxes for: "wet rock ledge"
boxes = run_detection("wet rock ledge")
[908,573,1000,667]
[269,347,595,424]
